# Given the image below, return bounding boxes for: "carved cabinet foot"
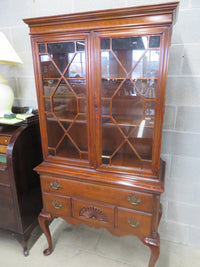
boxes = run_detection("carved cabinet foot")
[38,210,53,256]
[143,234,160,267]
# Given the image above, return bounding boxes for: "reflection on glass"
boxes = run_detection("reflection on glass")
[68,52,85,78]
[52,80,77,119]
[68,115,88,152]
[134,79,157,99]
[46,113,65,148]
[40,55,60,78]
[47,42,75,73]
[44,97,51,112]
[101,52,126,78]
[102,79,122,98]
[68,79,86,97]
[112,80,143,125]
[40,40,88,160]
[149,36,160,48]
[38,44,46,53]
[43,79,59,96]
[101,38,110,49]
[128,120,153,160]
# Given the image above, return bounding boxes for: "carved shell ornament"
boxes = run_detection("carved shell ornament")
[79,206,108,223]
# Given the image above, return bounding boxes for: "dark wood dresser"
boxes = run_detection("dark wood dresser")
[0,115,43,255]
[24,2,179,266]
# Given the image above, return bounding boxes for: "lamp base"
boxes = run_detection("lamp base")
[0,74,14,117]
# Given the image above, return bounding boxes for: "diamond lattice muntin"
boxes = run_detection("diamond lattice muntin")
[39,40,88,160]
[101,35,160,168]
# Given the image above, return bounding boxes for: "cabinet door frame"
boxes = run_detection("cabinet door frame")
[93,25,172,176]
[31,32,94,167]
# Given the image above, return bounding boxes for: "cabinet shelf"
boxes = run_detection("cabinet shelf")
[102,116,154,128]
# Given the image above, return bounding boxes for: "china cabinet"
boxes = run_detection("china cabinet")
[24,2,179,266]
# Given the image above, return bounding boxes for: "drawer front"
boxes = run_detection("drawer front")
[43,192,71,217]
[73,199,114,227]
[0,136,11,145]
[0,145,7,154]
[117,208,152,236]
[41,176,153,212]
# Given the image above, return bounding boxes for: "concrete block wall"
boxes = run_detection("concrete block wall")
[0,0,199,247]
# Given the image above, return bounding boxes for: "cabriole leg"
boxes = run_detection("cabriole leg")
[38,210,53,256]
[143,234,160,267]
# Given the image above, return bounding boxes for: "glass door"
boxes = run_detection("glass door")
[38,38,89,162]
[99,34,161,170]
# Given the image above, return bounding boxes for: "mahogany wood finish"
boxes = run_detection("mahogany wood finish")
[24,3,179,266]
[0,116,43,255]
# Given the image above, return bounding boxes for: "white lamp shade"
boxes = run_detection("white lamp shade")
[0,32,22,65]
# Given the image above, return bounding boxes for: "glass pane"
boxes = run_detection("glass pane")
[112,80,143,126]
[76,41,85,51]
[145,101,155,119]
[112,37,147,72]
[44,97,51,112]
[128,120,153,160]
[40,55,60,78]
[102,79,122,98]
[47,42,75,73]
[101,38,110,49]
[52,80,77,119]
[102,119,124,157]
[101,51,126,78]
[42,79,59,96]
[56,135,80,159]
[38,44,46,53]
[144,50,160,78]
[134,79,157,99]
[102,99,110,116]
[68,79,86,97]
[78,98,87,114]
[68,115,88,152]
[45,113,65,148]
[67,52,86,78]
[149,36,160,48]
[101,35,160,169]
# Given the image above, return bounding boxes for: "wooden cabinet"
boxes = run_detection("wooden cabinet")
[0,116,43,255]
[24,2,179,266]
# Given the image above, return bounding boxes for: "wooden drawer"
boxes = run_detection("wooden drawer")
[0,136,11,145]
[73,199,115,227]
[41,175,153,212]
[0,145,7,154]
[117,207,152,236]
[43,192,71,217]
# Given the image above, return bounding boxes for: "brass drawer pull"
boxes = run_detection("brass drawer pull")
[127,218,140,228]
[127,195,141,206]
[52,201,63,209]
[50,181,61,190]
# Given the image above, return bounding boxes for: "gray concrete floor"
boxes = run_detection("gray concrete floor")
[0,218,199,267]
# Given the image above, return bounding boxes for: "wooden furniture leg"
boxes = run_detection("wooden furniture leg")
[143,234,160,267]
[38,210,53,256]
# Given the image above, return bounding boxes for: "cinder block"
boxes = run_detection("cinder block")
[167,201,200,227]
[161,131,200,157]
[171,155,200,183]
[171,9,200,44]
[165,77,200,106]
[159,219,189,244]
[175,106,200,132]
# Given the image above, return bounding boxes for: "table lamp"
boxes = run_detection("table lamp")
[0,32,22,117]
